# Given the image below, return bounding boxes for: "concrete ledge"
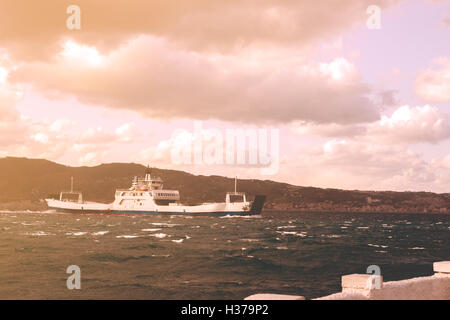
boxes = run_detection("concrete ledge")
[245,294,305,300]
[246,261,450,300]
[434,261,450,274]
[341,274,383,290]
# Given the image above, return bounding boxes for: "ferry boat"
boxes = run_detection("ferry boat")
[45,167,266,216]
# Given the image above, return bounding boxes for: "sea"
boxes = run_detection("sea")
[0,210,448,299]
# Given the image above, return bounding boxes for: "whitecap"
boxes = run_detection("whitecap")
[151,223,178,227]
[150,233,167,238]
[277,225,296,229]
[92,231,109,236]
[276,231,297,235]
[66,232,87,236]
[172,239,184,243]
[27,231,52,236]
[368,244,388,248]
[220,215,262,219]
[116,235,139,239]
[142,228,162,232]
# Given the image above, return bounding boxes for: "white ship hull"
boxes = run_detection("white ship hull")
[46,199,112,213]
[110,200,253,215]
[46,199,263,216]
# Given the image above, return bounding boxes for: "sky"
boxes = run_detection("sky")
[0,0,449,192]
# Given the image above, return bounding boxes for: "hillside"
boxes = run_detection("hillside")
[0,157,449,213]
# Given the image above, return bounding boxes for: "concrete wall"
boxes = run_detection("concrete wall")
[245,261,450,300]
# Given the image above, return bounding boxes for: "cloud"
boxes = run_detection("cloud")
[11,37,380,124]
[415,57,450,102]
[292,122,366,138]
[0,0,399,61]
[283,138,450,192]
[371,105,450,143]
[293,104,450,144]
[0,60,22,121]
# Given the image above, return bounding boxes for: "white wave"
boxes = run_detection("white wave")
[409,247,425,250]
[276,231,297,235]
[0,210,54,214]
[92,231,109,236]
[276,246,288,250]
[220,214,262,219]
[149,233,167,238]
[26,231,53,236]
[150,223,178,227]
[171,239,184,243]
[276,231,307,237]
[116,235,139,239]
[368,244,388,248]
[277,225,296,229]
[142,228,162,232]
[66,232,87,236]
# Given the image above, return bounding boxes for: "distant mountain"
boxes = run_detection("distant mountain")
[0,157,448,213]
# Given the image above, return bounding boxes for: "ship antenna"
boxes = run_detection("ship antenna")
[235,176,237,194]
[71,176,74,193]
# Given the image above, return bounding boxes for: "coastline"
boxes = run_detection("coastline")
[0,200,448,214]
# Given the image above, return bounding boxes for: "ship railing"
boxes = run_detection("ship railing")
[226,192,246,196]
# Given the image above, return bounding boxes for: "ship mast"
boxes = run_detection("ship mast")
[234,176,237,194]
[145,165,151,181]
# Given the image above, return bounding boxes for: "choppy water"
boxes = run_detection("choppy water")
[0,211,448,299]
